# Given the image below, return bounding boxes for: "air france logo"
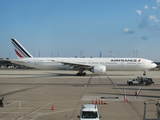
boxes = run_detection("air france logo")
[111,59,137,62]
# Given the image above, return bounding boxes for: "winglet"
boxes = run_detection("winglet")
[11,38,33,58]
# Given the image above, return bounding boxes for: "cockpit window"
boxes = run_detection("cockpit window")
[151,62,155,64]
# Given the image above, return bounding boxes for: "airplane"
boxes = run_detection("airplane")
[10,38,157,76]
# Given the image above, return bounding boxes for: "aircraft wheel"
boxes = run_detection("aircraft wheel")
[76,72,86,76]
[83,72,86,76]
[76,73,80,76]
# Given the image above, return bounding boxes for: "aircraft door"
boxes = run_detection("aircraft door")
[120,61,125,69]
[88,60,92,65]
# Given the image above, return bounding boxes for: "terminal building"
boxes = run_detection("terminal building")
[0,58,13,68]
[0,58,25,68]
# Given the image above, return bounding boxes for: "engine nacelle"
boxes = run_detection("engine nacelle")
[90,65,106,74]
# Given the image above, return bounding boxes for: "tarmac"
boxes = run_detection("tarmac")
[0,69,160,120]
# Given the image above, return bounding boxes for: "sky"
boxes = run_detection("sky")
[0,0,160,61]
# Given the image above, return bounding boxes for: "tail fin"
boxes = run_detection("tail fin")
[11,38,33,58]
[100,51,103,58]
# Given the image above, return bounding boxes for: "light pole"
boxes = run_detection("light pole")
[133,50,138,58]
[136,50,138,58]
[9,52,11,58]
[38,50,40,57]
[57,52,59,57]
[80,51,83,58]
[51,52,53,57]
[33,52,35,57]
[133,51,135,57]
[108,50,112,57]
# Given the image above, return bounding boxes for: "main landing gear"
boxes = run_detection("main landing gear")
[76,69,86,76]
[76,72,86,76]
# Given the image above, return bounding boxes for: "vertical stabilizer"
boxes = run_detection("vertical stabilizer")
[11,39,33,58]
[100,52,103,58]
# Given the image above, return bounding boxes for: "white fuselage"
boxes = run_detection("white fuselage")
[11,57,157,71]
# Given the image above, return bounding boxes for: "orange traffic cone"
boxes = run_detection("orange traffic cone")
[125,97,129,102]
[101,99,104,104]
[135,91,137,96]
[92,99,94,104]
[51,103,54,110]
[95,98,97,104]
[98,99,100,104]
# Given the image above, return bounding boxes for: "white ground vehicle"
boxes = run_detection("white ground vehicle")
[127,76,154,86]
[77,104,101,120]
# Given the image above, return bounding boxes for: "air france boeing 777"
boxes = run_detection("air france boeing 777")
[10,39,157,76]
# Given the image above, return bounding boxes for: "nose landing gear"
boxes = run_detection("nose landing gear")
[143,70,147,76]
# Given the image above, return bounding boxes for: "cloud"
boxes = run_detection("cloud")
[136,10,142,15]
[157,0,160,6]
[138,16,148,29]
[141,36,148,41]
[124,28,129,32]
[152,6,157,9]
[124,28,135,34]
[144,5,149,9]
[149,15,159,22]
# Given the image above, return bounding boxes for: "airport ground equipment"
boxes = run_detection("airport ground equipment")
[143,101,160,120]
[77,104,101,120]
[127,76,154,86]
[0,97,4,107]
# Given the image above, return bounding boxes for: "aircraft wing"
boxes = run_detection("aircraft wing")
[52,60,92,69]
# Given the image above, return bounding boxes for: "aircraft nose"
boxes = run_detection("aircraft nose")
[154,63,157,68]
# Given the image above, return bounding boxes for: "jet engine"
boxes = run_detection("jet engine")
[90,65,106,74]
